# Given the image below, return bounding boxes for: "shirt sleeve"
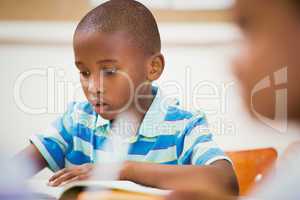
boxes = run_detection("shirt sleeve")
[177,111,231,166]
[29,102,75,172]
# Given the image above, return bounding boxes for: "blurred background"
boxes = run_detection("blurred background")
[1,0,300,178]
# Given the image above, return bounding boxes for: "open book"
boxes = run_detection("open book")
[27,180,171,200]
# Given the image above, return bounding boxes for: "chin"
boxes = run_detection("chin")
[97,112,116,121]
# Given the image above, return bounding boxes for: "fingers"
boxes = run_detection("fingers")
[63,173,90,184]
[49,168,68,183]
[60,176,80,186]
[49,171,78,187]
[48,164,93,187]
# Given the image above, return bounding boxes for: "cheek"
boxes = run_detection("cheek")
[233,50,253,113]
[233,43,257,94]
[233,40,274,113]
[106,75,134,105]
[80,78,88,88]
[250,26,296,70]
[80,78,89,96]
[234,36,282,88]
[233,36,290,119]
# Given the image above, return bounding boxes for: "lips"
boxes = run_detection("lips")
[89,98,110,113]
[94,101,106,106]
[89,95,104,105]
[94,103,110,114]
[90,100,108,107]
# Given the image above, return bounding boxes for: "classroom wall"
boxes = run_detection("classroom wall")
[1,21,300,162]
[0,0,231,22]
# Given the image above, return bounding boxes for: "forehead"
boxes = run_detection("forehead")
[73,30,140,59]
[233,0,294,18]
[233,0,277,19]
[233,0,300,38]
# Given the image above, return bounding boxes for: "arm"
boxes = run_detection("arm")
[14,144,48,178]
[165,190,238,200]
[120,160,239,196]
[47,159,239,195]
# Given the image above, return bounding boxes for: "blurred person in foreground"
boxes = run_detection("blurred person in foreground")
[166,0,300,199]
[0,152,33,199]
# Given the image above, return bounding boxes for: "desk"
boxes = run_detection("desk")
[77,190,164,200]
[28,180,165,200]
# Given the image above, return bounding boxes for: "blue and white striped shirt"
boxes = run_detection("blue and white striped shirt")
[30,87,230,172]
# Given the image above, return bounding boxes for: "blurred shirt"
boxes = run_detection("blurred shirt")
[248,145,300,200]
[0,155,32,199]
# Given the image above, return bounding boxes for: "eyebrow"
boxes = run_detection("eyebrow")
[96,59,118,64]
[75,59,118,66]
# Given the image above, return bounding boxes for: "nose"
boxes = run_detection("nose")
[88,73,104,95]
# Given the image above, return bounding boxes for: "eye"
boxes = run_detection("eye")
[80,71,90,78]
[101,67,118,76]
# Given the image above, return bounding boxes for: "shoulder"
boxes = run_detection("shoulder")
[150,87,209,135]
[161,99,209,136]
[164,100,207,126]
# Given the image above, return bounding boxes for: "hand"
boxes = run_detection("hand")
[48,163,94,187]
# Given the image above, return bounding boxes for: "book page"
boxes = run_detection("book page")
[27,180,64,199]
[27,180,171,199]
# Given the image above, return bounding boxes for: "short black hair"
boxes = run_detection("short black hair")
[75,0,161,55]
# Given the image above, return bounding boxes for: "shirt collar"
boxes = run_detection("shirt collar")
[137,86,168,137]
[95,86,176,138]
[95,114,110,128]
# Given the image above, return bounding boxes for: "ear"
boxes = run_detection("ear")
[146,53,165,81]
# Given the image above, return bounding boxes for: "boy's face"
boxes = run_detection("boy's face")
[73,31,152,120]
[232,0,300,120]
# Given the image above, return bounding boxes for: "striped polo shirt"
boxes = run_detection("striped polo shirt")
[30,86,230,172]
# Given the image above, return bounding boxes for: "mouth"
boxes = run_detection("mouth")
[91,100,110,113]
[94,101,107,106]
[89,95,111,113]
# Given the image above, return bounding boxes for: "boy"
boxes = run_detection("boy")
[16,0,238,195]
[167,0,300,199]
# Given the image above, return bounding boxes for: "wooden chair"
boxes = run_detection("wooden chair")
[226,148,278,196]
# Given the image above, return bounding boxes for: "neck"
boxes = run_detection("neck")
[110,85,155,132]
[127,85,155,123]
